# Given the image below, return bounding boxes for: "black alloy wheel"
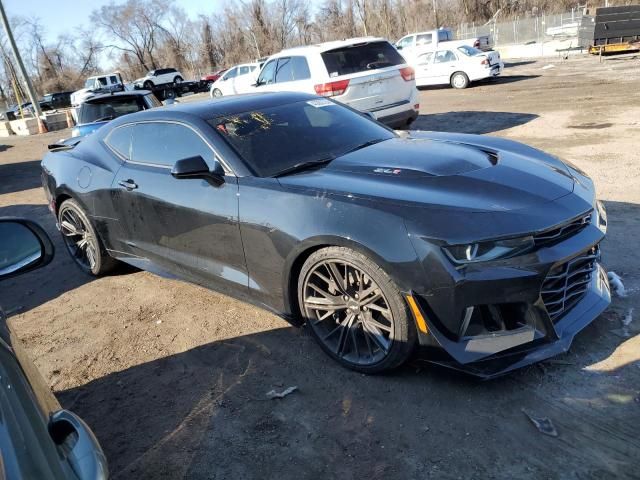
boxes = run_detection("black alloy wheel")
[58,199,117,276]
[299,247,415,373]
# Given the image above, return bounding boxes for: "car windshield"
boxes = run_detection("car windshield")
[209,99,395,177]
[321,41,405,77]
[457,45,482,56]
[78,96,143,124]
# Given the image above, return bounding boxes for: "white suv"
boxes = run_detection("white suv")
[134,68,184,90]
[251,38,419,128]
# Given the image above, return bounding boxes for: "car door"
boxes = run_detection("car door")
[414,52,436,85]
[254,59,277,92]
[219,67,238,95]
[110,121,248,295]
[270,56,312,93]
[432,50,459,84]
[396,35,415,59]
[232,65,252,94]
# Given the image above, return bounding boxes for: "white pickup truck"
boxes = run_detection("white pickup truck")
[70,73,125,107]
[395,28,492,63]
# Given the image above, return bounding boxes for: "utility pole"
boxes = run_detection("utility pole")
[432,0,439,28]
[0,0,43,118]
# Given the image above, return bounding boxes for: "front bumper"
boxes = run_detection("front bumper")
[408,219,611,378]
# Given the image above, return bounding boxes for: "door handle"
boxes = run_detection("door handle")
[118,179,138,191]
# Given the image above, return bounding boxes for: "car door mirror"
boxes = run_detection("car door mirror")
[171,156,225,185]
[0,219,54,281]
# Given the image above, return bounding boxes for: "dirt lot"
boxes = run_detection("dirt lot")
[1,55,639,479]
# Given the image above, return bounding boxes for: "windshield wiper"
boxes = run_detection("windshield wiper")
[91,115,114,123]
[341,138,388,156]
[274,157,335,177]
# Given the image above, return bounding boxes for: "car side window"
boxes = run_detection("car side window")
[223,67,237,81]
[130,122,216,168]
[105,125,133,160]
[257,60,276,85]
[98,77,107,86]
[109,75,118,84]
[417,52,434,65]
[416,33,432,46]
[238,66,250,75]
[397,36,414,49]
[434,50,457,63]
[274,56,310,83]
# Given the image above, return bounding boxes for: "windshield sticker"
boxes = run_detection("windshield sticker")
[307,99,334,108]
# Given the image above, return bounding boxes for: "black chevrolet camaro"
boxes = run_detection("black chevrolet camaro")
[41,92,611,377]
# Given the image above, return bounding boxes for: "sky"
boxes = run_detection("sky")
[4,0,227,42]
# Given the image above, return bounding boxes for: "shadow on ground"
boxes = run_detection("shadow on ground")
[412,110,538,134]
[0,160,43,195]
[59,320,639,479]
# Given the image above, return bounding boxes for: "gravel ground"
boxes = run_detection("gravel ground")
[1,54,639,479]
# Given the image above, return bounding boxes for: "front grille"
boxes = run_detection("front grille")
[541,248,598,322]
[534,213,591,248]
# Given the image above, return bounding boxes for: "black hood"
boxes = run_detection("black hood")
[278,135,576,213]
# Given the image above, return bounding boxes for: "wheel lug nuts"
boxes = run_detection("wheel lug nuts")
[354,293,359,299]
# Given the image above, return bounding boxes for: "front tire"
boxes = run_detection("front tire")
[211,88,222,98]
[143,80,154,90]
[58,199,117,276]
[298,247,416,374]
[451,72,470,89]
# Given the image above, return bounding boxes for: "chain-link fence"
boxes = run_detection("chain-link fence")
[454,8,584,47]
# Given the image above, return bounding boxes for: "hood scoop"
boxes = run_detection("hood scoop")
[329,137,497,178]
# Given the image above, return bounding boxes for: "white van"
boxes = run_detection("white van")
[210,62,262,97]
[251,38,419,128]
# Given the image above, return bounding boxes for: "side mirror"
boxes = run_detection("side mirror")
[171,156,225,185]
[0,219,54,281]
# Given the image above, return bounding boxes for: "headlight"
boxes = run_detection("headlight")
[443,236,534,265]
[594,200,607,234]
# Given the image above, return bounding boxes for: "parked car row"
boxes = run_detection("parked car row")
[210,38,420,128]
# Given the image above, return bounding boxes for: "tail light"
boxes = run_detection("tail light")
[480,58,489,65]
[314,80,349,97]
[399,66,415,81]
[414,104,420,111]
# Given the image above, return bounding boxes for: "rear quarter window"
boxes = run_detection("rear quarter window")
[321,41,405,77]
[105,126,133,160]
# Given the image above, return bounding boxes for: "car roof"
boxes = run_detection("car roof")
[277,37,387,55]
[85,91,151,103]
[109,92,317,125]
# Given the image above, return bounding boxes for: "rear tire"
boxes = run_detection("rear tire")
[212,88,222,98]
[143,80,154,90]
[174,76,183,84]
[298,246,416,374]
[58,199,118,276]
[451,72,470,89]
